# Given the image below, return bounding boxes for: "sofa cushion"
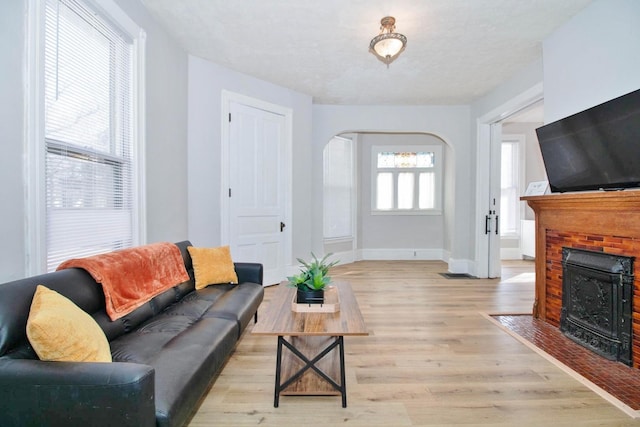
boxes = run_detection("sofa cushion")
[110,313,239,427]
[26,285,112,363]
[154,317,239,427]
[198,282,264,335]
[187,245,238,289]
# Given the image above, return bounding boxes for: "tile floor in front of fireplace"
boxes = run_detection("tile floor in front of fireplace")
[493,314,640,411]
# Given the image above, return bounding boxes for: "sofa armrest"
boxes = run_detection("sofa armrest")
[0,359,155,427]
[234,262,263,285]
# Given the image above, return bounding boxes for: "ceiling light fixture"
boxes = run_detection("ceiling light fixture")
[369,16,407,67]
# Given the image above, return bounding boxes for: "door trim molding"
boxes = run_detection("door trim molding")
[474,82,543,278]
[220,90,293,269]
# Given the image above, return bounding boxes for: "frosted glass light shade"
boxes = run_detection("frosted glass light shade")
[372,35,405,59]
[369,16,407,66]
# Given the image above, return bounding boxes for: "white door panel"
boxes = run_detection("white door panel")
[229,101,287,286]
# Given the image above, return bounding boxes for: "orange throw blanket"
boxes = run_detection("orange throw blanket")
[58,242,190,321]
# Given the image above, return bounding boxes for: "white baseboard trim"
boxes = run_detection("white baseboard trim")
[448,257,474,275]
[330,250,357,265]
[359,248,446,261]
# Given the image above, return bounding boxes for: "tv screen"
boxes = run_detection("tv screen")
[536,88,640,193]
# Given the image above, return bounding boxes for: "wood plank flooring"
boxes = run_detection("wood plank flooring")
[187,260,640,426]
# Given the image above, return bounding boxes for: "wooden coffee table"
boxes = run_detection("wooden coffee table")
[252,281,368,407]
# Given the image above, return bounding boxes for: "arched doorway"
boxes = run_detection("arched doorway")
[322,131,453,264]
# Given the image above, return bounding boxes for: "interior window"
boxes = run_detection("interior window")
[371,145,443,215]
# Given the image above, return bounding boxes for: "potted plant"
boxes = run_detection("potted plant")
[288,253,338,304]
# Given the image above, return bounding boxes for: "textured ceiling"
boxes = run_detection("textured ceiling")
[140,0,593,105]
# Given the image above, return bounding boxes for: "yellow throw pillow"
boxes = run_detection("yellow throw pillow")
[187,245,238,289]
[26,285,112,363]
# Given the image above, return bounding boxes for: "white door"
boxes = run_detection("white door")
[228,101,288,286]
[487,123,502,278]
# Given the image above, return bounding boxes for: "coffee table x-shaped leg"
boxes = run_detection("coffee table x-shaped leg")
[274,335,347,408]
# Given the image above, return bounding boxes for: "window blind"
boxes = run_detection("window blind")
[500,140,520,236]
[323,137,354,239]
[44,0,135,271]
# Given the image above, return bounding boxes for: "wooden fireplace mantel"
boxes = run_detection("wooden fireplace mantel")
[522,189,640,320]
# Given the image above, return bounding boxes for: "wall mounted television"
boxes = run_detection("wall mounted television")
[535,88,640,193]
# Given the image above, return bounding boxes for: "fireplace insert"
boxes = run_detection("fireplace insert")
[560,247,634,366]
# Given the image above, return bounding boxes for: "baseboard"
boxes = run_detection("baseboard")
[329,250,357,265]
[447,257,474,274]
[293,249,473,276]
[359,248,446,261]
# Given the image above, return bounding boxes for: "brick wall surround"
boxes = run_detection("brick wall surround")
[522,190,640,370]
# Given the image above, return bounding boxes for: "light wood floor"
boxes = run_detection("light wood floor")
[187,260,640,426]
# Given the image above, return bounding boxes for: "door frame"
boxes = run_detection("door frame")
[474,83,543,278]
[487,122,503,278]
[220,90,293,276]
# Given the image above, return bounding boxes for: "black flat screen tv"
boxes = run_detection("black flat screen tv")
[535,88,640,193]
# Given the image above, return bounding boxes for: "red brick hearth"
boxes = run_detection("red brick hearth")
[522,190,640,370]
[493,314,640,411]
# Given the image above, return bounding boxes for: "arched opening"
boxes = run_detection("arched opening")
[322,131,454,264]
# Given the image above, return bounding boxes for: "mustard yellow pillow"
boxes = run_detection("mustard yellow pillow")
[26,285,112,362]
[187,245,238,289]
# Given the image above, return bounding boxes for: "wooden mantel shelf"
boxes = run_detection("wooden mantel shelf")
[521,189,640,321]
[522,188,640,206]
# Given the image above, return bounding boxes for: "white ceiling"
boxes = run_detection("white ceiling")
[140,0,593,105]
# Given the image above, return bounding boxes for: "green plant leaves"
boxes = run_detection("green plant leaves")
[287,252,338,291]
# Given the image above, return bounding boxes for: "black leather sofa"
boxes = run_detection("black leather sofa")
[0,240,264,427]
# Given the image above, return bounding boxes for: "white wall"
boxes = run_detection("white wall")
[0,1,27,282]
[0,0,189,282]
[312,105,471,269]
[543,0,640,122]
[187,56,314,261]
[114,0,189,244]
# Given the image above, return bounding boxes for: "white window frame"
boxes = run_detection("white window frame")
[500,134,525,238]
[371,144,443,215]
[25,0,146,275]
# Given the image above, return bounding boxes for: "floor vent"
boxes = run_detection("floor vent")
[439,273,476,279]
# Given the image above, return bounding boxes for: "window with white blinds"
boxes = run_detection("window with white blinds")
[323,136,354,239]
[42,0,140,271]
[500,138,522,236]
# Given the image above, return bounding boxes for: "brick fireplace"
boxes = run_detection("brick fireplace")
[522,190,640,369]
